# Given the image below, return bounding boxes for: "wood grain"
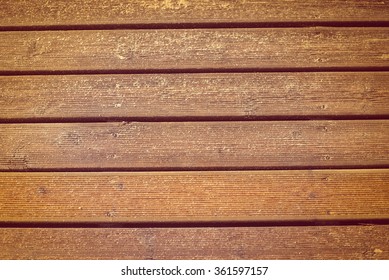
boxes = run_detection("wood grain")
[0,170,388,223]
[1,0,388,262]
[1,226,388,259]
[1,28,388,72]
[0,0,388,29]
[1,72,388,121]
[0,121,388,170]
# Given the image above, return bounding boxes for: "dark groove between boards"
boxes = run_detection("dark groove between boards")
[1,67,389,77]
[1,21,389,32]
[2,165,389,173]
[1,115,389,124]
[1,219,389,228]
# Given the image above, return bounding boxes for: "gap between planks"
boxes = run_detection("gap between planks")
[2,22,389,32]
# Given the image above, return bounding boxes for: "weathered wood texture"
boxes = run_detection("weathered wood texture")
[1,28,388,72]
[0,0,388,28]
[0,121,388,170]
[0,170,388,223]
[1,0,388,261]
[1,226,388,260]
[1,72,388,121]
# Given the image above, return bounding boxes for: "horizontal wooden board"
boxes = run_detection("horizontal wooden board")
[0,170,388,223]
[0,0,388,28]
[1,226,388,259]
[1,121,388,170]
[1,72,389,121]
[1,28,388,72]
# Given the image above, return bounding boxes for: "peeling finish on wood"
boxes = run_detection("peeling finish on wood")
[0,0,388,28]
[1,72,388,121]
[1,28,388,72]
[0,121,388,170]
[1,226,388,260]
[0,170,388,222]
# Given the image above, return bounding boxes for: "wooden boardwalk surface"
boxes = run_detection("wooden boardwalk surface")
[0,0,388,259]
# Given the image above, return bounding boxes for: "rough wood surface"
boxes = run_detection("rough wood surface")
[0,121,388,170]
[0,0,388,29]
[0,170,388,223]
[1,0,388,261]
[1,28,388,72]
[1,72,388,121]
[1,226,388,260]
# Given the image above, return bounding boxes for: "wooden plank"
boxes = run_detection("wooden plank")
[1,28,388,72]
[0,170,388,223]
[0,0,388,28]
[1,226,388,259]
[1,121,388,170]
[1,72,388,121]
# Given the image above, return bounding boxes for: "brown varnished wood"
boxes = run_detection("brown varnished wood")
[0,121,388,170]
[0,170,388,223]
[1,28,388,72]
[0,0,388,261]
[1,72,388,121]
[0,0,388,29]
[1,226,388,259]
